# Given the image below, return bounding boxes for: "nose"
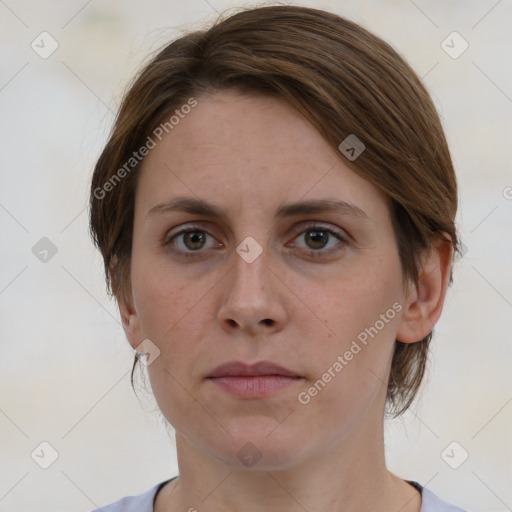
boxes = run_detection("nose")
[217,245,288,336]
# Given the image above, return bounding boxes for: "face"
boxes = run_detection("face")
[122,90,415,469]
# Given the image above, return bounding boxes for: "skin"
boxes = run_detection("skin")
[117,90,453,512]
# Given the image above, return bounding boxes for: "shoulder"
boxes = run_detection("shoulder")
[415,482,468,512]
[88,479,172,512]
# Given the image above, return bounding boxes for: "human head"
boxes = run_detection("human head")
[89,4,459,418]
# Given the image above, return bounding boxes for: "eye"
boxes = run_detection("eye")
[289,223,348,258]
[164,222,349,260]
[164,225,221,259]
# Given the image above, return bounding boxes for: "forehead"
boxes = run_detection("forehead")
[135,90,389,220]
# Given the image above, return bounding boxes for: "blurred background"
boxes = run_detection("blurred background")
[0,0,511,511]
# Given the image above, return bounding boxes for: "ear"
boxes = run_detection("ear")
[396,235,453,343]
[116,287,143,352]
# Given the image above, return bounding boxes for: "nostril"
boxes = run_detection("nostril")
[263,319,273,326]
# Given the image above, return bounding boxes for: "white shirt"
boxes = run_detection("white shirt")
[90,478,468,512]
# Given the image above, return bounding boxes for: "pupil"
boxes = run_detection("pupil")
[185,232,205,250]
[308,230,327,249]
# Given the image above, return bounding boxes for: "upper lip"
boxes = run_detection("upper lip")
[207,361,301,378]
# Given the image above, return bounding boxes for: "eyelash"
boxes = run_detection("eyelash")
[164,223,349,260]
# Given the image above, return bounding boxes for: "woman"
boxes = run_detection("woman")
[89,5,467,511]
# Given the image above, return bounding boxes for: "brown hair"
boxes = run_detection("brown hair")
[89,4,459,417]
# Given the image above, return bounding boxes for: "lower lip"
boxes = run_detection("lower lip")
[207,375,302,398]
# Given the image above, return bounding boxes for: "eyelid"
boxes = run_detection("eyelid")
[287,222,349,257]
[290,221,350,241]
[163,223,221,247]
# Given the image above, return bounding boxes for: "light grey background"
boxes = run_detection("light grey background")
[1,0,511,511]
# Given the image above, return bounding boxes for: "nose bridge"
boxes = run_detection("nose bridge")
[230,217,271,288]
[230,239,271,304]
[217,236,286,333]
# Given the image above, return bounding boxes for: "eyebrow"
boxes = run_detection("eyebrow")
[147,196,369,221]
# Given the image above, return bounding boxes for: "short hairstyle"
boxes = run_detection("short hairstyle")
[89,5,460,418]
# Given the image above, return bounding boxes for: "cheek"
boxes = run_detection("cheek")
[300,258,402,395]
[294,286,401,436]
[132,263,215,379]
[132,255,190,337]
[314,259,402,345]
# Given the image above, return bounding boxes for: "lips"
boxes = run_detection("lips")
[207,360,301,378]
[206,361,303,399]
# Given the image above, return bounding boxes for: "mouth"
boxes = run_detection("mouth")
[206,360,303,398]
[208,360,301,378]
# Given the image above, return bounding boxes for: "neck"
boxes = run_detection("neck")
[155,408,421,512]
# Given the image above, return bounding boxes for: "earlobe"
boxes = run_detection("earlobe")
[396,236,453,344]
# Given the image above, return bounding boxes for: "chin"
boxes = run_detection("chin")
[206,421,309,471]
[212,442,306,472]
